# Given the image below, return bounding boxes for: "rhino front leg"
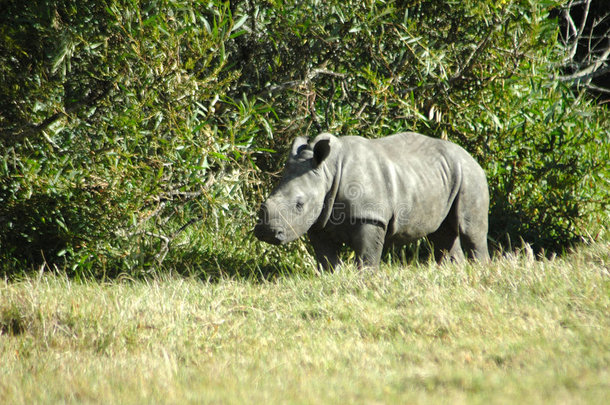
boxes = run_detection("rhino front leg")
[350,222,385,269]
[308,230,341,272]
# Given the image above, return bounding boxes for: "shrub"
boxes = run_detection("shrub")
[0,0,255,275]
[225,0,609,253]
[1,0,608,276]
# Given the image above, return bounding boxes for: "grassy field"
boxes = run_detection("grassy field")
[1,242,608,404]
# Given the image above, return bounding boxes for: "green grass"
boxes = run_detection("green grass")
[1,242,608,404]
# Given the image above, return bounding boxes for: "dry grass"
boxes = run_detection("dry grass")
[1,241,608,404]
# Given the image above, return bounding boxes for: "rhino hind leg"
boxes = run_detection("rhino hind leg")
[460,229,490,261]
[428,210,465,263]
[455,185,490,262]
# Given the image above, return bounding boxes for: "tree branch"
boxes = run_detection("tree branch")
[258,67,346,96]
[559,46,610,83]
[1,80,114,145]
[556,0,610,93]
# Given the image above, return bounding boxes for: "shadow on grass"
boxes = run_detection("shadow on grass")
[2,227,599,282]
[160,247,303,283]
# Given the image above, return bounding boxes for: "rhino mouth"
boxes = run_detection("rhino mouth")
[253,224,288,245]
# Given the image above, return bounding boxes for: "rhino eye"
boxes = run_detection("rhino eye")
[295,200,304,213]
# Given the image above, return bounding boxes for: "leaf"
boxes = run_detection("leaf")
[232,14,249,32]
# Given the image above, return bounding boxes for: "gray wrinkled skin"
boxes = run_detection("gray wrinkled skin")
[254,132,490,270]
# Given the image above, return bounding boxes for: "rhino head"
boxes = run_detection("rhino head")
[254,134,334,245]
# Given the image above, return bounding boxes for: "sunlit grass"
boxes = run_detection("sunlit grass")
[1,241,608,404]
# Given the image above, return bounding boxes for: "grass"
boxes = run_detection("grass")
[1,241,608,404]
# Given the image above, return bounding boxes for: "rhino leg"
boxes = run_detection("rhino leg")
[460,229,490,262]
[308,230,341,271]
[455,185,490,262]
[349,222,386,269]
[428,216,465,263]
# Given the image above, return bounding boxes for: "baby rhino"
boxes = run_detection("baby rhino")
[254,132,490,270]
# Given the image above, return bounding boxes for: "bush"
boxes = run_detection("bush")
[225,0,608,252]
[0,0,255,276]
[1,0,608,276]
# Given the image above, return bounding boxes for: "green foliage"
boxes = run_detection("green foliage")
[1,0,259,275]
[1,0,608,276]
[227,0,608,252]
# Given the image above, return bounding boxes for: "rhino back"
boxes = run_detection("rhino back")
[335,132,482,239]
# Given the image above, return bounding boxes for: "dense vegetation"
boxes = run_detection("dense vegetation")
[1,0,608,277]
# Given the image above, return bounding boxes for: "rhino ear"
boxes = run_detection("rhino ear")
[290,137,309,157]
[313,139,331,167]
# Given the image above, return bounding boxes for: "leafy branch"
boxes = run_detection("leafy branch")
[0,80,114,145]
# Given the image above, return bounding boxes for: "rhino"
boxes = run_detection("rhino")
[254,132,490,270]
